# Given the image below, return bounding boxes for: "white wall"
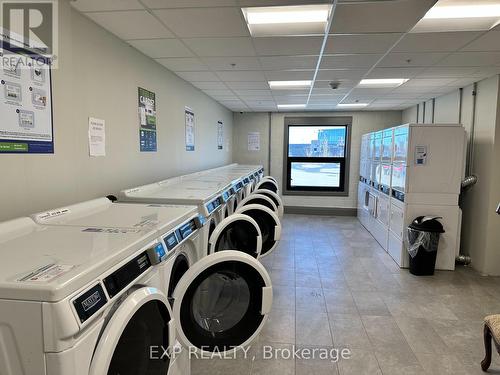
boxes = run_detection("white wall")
[233,111,402,210]
[402,74,500,275]
[0,0,234,222]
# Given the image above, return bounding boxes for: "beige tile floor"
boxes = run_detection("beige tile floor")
[192,214,500,375]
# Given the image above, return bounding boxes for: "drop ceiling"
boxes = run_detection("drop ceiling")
[72,0,500,112]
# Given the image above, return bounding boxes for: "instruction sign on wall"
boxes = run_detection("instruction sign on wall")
[185,107,195,151]
[248,132,260,151]
[217,120,223,150]
[88,117,106,157]
[0,43,53,153]
[138,87,157,152]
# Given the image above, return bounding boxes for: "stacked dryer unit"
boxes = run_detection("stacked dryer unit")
[357,123,466,270]
[0,207,274,375]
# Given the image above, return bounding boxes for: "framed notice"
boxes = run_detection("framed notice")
[217,120,223,150]
[138,87,157,152]
[0,41,54,153]
[248,132,260,151]
[185,107,195,151]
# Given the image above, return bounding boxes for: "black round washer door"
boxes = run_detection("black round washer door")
[168,254,190,305]
[107,300,171,375]
[258,180,278,193]
[242,196,276,212]
[237,206,279,257]
[176,256,270,353]
[211,217,260,258]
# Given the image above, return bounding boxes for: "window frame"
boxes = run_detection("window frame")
[282,116,352,197]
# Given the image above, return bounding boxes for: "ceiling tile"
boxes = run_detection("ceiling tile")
[143,0,237,8]
[128,39,193,58]
[325,33,403,54]
[202,57,262,71]
[153,7,249,38]
[253,36,323,56]
[225,81,270,89]
[320,54,382,69]
[176,71,220,81]
[202,89,235,97]
[72,0,143,12]
[416,67,480,78]
[330,0,436,33]
[86,10,173,40]
[367,67,425,79]
[350,88,394,96]
[264,70,314,81]
[316,69,366,81]
[156,57,208,71]
[393,32,482,53]
[462,31,500,52]
[436,52,500,67]
[238,0,331,5]
[274,96,308,104]
[183,37,256,56]
[191,81,229,90]
[259,55,318,70]
[378,52,448,68]
[217,71,267,81]
[399,78,457,87]
[244,100,276,106]
[233,89,273,96]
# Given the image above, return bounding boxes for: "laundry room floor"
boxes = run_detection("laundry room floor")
[192,214,500,375]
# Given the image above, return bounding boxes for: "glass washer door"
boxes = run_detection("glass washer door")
[238,194,278,215]
[235,204,281,258]
[173,251,273,355]
[89,288,175,375]
[208,214,263,258]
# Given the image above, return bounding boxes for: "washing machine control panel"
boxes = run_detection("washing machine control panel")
[222,189,232,202]
[163,232,179,252]
[242,177,250,185]
[103,251,151,299]
[233,181,243,192]
[205,196,222,214]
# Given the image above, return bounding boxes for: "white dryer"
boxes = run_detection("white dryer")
[255,178,279,194]
[0,217,273,375]
[252,189,284,218]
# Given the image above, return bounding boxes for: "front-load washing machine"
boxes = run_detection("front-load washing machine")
[237,193,279,216]
[252,189,284,218]
[0,218,273,375]
[31,197,205,266]
[255,177,279,194]
[117,181,266,260]
[234,204,282,258]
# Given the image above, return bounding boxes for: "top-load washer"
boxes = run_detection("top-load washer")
[0,217,273,375]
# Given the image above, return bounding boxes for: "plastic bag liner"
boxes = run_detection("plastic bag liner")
[405,216,445,258]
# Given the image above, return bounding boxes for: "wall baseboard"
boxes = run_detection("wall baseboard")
[284,206,357,216]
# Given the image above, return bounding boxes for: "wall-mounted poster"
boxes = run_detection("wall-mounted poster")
[88,117,106,157]
[138,87,157,152]
[217,120,223,150]
[0,41,53,153]
[185,107,195,151]
[248,132,260,151]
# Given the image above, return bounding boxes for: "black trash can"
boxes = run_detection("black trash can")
[406,216,445,276]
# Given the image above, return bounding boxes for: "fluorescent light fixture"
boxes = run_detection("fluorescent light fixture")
[412,0,500,32]
[424,4,500,19]
[269,80,312,89]
[277,104,307,109]
[358,79,409,88]
[337,103,369,108]
[242,5,332,37]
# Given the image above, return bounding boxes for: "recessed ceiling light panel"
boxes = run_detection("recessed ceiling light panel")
[412,0,500,32]
[337,103,369,108]
[242,5,332,37]
[269,80,313,89]
[358,79,409,88]
[277,104,307,109]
